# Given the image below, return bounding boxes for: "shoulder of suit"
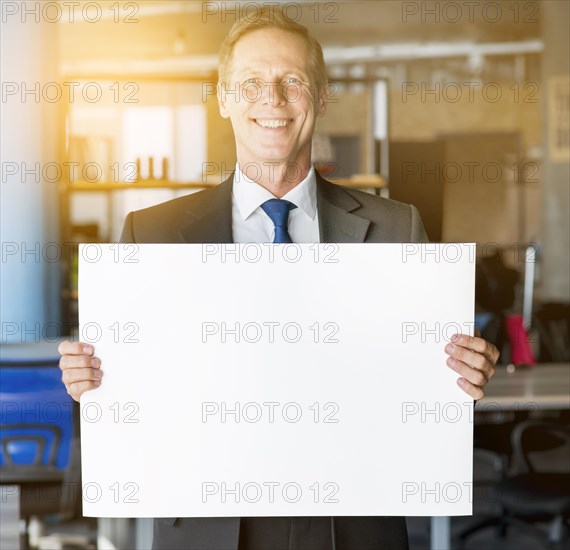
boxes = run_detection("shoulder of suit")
[319,177,416,215]
[128,182,227,223]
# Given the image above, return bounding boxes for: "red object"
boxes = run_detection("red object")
[505,314,536,365]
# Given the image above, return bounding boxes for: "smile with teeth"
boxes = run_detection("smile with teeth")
[254,119,291,128]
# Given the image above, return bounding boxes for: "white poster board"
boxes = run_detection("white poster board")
[79,243,475,517]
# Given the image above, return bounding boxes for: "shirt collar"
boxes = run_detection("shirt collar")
[232,163,317,221]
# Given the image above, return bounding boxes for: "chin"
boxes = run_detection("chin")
[253,148,294,162]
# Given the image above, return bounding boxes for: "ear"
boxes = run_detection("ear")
[217,82,230,119]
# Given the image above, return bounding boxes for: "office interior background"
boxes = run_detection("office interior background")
[0,1,569,549]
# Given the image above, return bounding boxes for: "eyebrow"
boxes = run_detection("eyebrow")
[233,67,310,80]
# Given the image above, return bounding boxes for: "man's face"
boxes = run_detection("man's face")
[218,28,327,170]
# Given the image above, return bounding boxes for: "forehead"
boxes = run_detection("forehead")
[230,28,310,76]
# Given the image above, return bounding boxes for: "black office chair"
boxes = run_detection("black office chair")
[460,420,570,549]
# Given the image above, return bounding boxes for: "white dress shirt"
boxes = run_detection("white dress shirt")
[231,163,320,244]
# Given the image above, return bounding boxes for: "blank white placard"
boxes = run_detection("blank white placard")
[79,243,475,518]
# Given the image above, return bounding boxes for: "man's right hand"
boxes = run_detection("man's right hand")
[58,341,103,402]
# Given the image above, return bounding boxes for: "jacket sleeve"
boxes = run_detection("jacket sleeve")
[410,204,429,243]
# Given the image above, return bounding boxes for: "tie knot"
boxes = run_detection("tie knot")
[260,199,297,243]
[260,199,297,228]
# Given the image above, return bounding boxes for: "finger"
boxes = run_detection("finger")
[449,334,499,364]
[446,341,496,382]
[449,333,487,354]
[67,380,101,402]
[60,354,101,371]
[58,341,94,356]
[456,377,484,400]
[445,342,490,374]
[446,357,489,387]
[62,367,103,386]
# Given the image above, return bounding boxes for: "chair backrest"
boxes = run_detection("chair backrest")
[510,420,570,475]
[1,424,61,467]
[0,365,74,470]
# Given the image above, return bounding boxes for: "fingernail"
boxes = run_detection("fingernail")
[94,380,102,386]
[445,343,455,353]
[94,370,103,380]
[457,378,465,385]
[83,345,93,354]
[446,357,456,366]
[91,357,99,367]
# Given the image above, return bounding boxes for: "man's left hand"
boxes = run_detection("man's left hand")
[445,334,499,400]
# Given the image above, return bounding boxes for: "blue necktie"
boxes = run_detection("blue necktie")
[261,199,297,243]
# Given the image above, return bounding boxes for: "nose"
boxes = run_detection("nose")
[262,81,287,107]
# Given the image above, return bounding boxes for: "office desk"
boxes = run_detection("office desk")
[0,340,62,365]
[431,362,570,550]
[476,363,570,410]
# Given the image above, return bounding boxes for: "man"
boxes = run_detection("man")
[59,8,498,550]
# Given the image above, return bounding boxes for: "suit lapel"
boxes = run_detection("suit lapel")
[178,172,370,244]
[178,176,234,243]
[316,173,370,243]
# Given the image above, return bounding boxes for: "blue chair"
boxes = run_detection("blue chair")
[0,342,81,543]
[1,366,74,473]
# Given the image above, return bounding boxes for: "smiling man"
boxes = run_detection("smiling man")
[217,21,327,199]
[58,7,498,550]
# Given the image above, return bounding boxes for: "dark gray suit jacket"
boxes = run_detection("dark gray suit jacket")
[120,172,427,244]
[119,172,428,550]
